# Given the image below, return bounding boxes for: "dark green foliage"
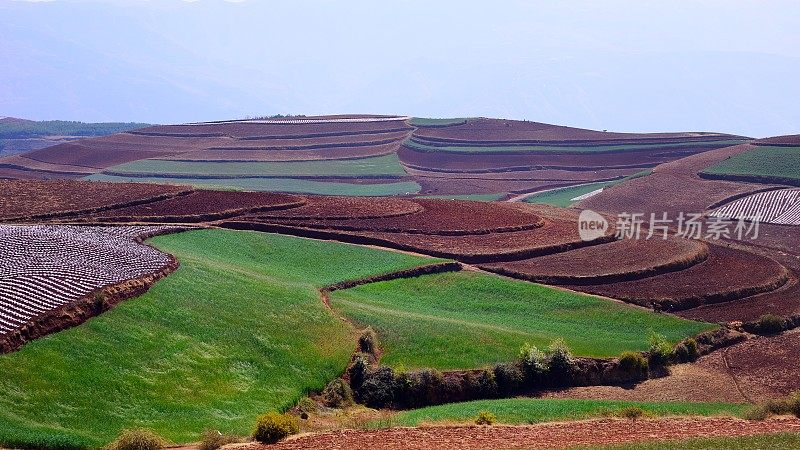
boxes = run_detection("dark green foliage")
[359,367,398,408]
[519,343,549,384]
[198,430,239,450]
[358,326,379,357]
[616,406,649,419]
[754,314,786,335]
[348,353,370,391]
[493,363,524,396]
[618,352,649,377]
[296,397,317,414]
[107,429,166,450]
[322,378,354,408]
[0,120,150,139]
[252,412,298,444]
[743,391,800,420]
[399,369,445,408]
[546,339,575,382]
[672,338,700,363]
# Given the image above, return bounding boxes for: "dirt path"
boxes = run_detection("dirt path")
[238,417,800,450]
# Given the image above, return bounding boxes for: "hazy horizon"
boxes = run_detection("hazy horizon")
[2,0,799,137]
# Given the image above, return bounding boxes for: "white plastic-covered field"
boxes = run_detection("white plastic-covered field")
[709,188,800,225]
[0,225,179,335]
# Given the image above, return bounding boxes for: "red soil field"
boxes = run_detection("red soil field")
[200,130,410,150]
[256,196,422,219]
[163,142,401,162]
[480,237,708,285]
[134,120,411,139]
[91,190,306,222]
[412,118,742,144]
[246,417,800,450]
[0,180,187,221]
[720,328,800,399]
[255,199,544,235]
[405,166,636,181]
[567,244,789,311]
[753,134,800,146]
[0,155,93,176]
[415,177,571,196]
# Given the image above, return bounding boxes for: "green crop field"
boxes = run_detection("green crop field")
[0,229,440,448]
[523,181,617,207]
[328,271,715,370]
[85,174,421,196]
[103,153,408,177]
[405,138,747,154]
[388,398,747,426]
[417,193,505,201]
[591,433,800,450]
[702,146,800,182]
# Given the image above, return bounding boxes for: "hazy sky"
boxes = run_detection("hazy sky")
[1,0,799,137]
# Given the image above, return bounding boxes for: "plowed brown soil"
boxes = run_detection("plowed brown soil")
[242,417,800,450]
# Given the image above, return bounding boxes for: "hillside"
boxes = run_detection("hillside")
[0,115,747,197]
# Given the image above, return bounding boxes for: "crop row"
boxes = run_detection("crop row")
[709,188,800,225]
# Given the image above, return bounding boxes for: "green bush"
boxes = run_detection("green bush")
[348,353,370,391]
[322,378,355,407]
[297,396,317,414]
[648,332,672,367]
[618,351,649,376]
[744,405,771,421]
[198,429,239,450]
[494,363,524,396]
[359,366,398,408]
[475,410,496,425]
[405,369,445,407]
[519,342,548,380]
[358,326,379,356]
[673,338,700,363]
[616,406,649,419]
[755,314,786,335]
[547,339,575,380]
[106,429,167,450]
[743,392,800,420]
[253,412,299,444]
[465,369,498,399]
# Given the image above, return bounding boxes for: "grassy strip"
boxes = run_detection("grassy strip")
[585,432,800,450]
[417,193,505,201]
[104,153,408,177]
[84,174,421,196]
[702,146,800,182]
[0,230,441,447]
[0,120,151,139]
[388,398,747,426]
[328,271,715,370]
[405,138,747,154]
[524,170,651,207]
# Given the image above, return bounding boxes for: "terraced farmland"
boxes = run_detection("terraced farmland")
[709,188,800,225]
[0,225,179,350]
[701,145,800,186]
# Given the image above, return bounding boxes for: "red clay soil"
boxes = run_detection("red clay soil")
[0,180,188,221]
[135,120,412,139]
[256,199,544,235]
[0,154,94,175]
[720,329,800,399]
[256,196,422,219]
[406,166,636,181]
[160,142,400,162]
[480,237,708,285]
[753,134,800,146]
[415,177,575,196]
[567,244,789,311]
[244,417,800,450]
[202,131,410,150]
[411,118,742,144]
[0,165,83,180]
[90,191,306,222]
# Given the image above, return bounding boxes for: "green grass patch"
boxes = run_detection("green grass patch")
[104,153,408,177]
[389,398,747,426]
[702,146,800,182]
[84,174,421,196]
[328,271,715,370]
[405,138,747,154]
[409,118,469,127]
[417,193,505,201]
[587,432,800,450]
[523,181,616,207]
[0,120,151,139]
[0,229,441,447]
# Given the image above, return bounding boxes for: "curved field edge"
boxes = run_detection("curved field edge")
[327,271,716,370]
[589,432,800,450]
[0,229,442,447]
[385,398,748,427]
[699,146,800,186]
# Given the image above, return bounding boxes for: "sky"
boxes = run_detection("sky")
[1,0,799,137]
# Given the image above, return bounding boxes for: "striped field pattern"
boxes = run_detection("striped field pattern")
[709,188,800,225]
[0,225,178,335]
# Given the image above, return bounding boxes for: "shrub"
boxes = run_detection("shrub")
[648,332,672,367]
[519,342,548,381]
[404,369,445,407]
[673,338,700,363]
[297,396,317,414]
[547,339,575,380]
[348,353,370,391]
[359,366,398,408]
[616,406,648,419]
[754,314,785,335]
[788,391,800,418]
[107,429,167,450]
[618,351,648,377]
[253,412,299,444]
[358,326,379,356]
[198,429,239,450]
[322,378,354,407]
[744,405,771,421]
[465,369,498,399]
[494,363,524,396]
[475,410,497,425]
